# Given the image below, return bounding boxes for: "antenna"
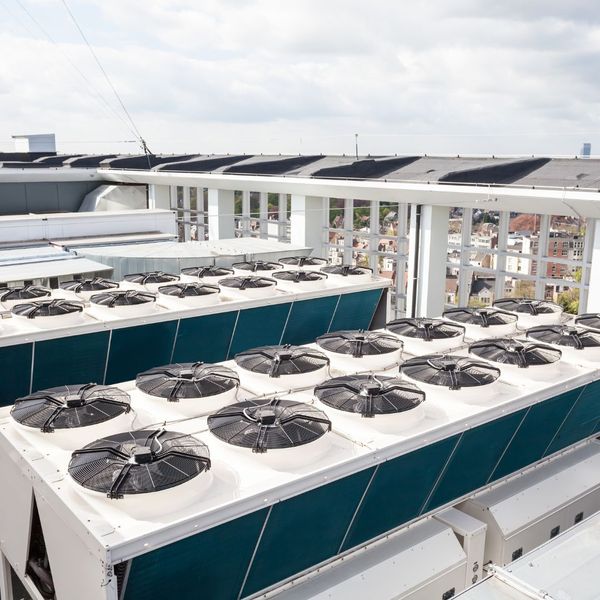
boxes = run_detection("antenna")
[355,133,359,159]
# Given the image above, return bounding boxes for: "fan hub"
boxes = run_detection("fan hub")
[360,382,382,396]
[64,394,86,408]
[243,406,279,426]
[131,447,153,465]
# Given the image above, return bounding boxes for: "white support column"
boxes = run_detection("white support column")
[458,207,473,306]
[343,198,353,264]
[406,205,449,318]
[0,552,13,600]
[148,184,171,210]
[369,200,380,273]
[290,194,325,256]
[241,190,251,237]
[535,214,550,298]
[169,185,178,210]
[278,193,288,241]
[494,210,509,300]
[182,186,191,241]
[207,189,235,240]
[586,219,600,312]
[259,192,269,239]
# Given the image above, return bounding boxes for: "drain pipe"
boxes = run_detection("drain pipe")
[410,204,422,318]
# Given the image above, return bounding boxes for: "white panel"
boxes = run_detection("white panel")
[587,219,600,312]
[290,195,324,254]
[207,188,235,240]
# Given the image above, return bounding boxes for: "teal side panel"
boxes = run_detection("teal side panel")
[329,289,383,331]
[280,296,339,345]
[106,322,178,383]
[172,312,238,363]
[32,332,110,390]
[424,410,527,512]
[124,509,268,600]
[490,389,581,481]
[227,303,291,358]
[242,468,374,597]
[342,435,460,551]
[545,381,600,455]
[0,343,32,406]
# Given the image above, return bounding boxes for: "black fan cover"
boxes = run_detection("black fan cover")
[387,318,465,340]
[123,271,179,285]
[68,429,211,498]
[219,276,276,290]
[278,256,328,268]
[272,270,327,283]
[575,313,600,331]
[232,260,282,272]
[442,307,517,328]
[526,325,600,349]
[60,278,119,293]
[11,384,130,432]
[315,375,424,418]
[12,299,84,318]
[235,345,329,377]
[469,338,561,368]
[158,283,220,297]
[207,398,331,453]
[180,265,234,278]
[316,330,402,357]
[400,355,500,390]
[493,298,561,315]
[90,290,155,306]
[321,265,373,277]
[136,362,239,401]
[0,285,50,302]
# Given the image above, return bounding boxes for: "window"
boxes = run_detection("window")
[550,526,560,538]
[575,512,584,524]
[511,548,523,561]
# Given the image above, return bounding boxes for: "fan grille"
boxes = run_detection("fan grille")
[315,375,424,417]
[469,338,561,368]
[493,297,561,315]
[219,276,276,289]
[90,290,155,306]
[387,318,465,340]
[158,283,220,297]
[526,325,600,349]
[12,299,83,318]
[317,330,402,357]
[207,398,331,452]
[0,285,50,302]
[235,345,329,376]
[136,362,239,400]
[321,265,372,276]
[442,307,517,327]
[60,278,119,293]
[123,271,179,284]
[278,256,328,267]
[401,354,500,389]
[11,384,130,431]
[68,430,210,498]
[180,266,234,278]
[232,261,282,272]
[575,313,600,331]
[272,270,327,282]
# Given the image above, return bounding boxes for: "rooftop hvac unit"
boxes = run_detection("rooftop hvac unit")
[493,298,563,328]
[526,324,600,363]
[386,318,465,355]
[314,374,425,432]
[0,285,51,309]
[88,290,157,318]
[179,265,234,283]
[234,344,330,391]
[400,354,501,402]
[316,330,403,372]
[271,270,328,292]
[157,282,220,309]
[59,278,120,300]
[207,398,332,469]
[122,271,180,292]
[219,276,278,300]
[10,384,132,450]
[321,264,373,284]
[11,299,85,328]
[68,429,212,517]
[135,362,240,417]
[278,255,329,270]
[231,260,284,276]
[442,307,517,339]
[468,338,562,382]
[575,313,600,331]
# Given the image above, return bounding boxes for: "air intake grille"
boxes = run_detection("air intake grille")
[469,338,561,368]
[317,330,402,357]
[387,318,465,340]
[235,345,329,377]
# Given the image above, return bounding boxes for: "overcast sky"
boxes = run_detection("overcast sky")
[1,0,599,156]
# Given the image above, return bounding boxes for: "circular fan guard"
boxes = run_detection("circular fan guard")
[575,313,600,331]
[469,338,561,368]
[12,299,83,318]
[219,276,276,290]
[387,318,464,340]
[401,354,500,390]
[123,271,179,285]
[232,261,282,272]
[68,429,211,498]
[272,270,327,282]
[278,256,328,267]
[90,290,155,306]
[315,374,424,417]
[60,278,119,293]
[526,325,600,349]
[493,297,561,315]
[180,265,233,278]
[11,384,131,432]
[317,330,402,357]
[442,307,517,327]
[208,399,331,453]
[136,362,239,401]
[321,264,372,276]
[0,285,50,302]
[235,345,329,377]
[158,283,220,297]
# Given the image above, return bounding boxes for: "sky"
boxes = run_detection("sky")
[0,0,599,157]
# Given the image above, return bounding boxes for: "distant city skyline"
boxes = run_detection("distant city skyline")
[1,0,599,156]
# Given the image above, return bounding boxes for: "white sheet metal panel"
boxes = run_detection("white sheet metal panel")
[455,577,530,599]
[0,257,112,283]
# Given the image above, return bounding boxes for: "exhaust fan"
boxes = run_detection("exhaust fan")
[278,256,328,270]
[157,282,220,309]
[89,290,157,318]
[575,313,600,331]
[123,271,180,292]
[493,298,563,327]
[180,265,234,283]
[386,318,465,354]
[0,285,51,308]
[232,260,283,275]
[60,278,119,300]
[219,276,277,300]
[442,307,517,338]
[526,325,600,363]
[321,264,373,283]
[271,270,328,292]
[12,299,84,328]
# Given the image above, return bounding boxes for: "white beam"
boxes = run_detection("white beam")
[290,194,325,255]
[148,184,171,210]
[207,189,235,240]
